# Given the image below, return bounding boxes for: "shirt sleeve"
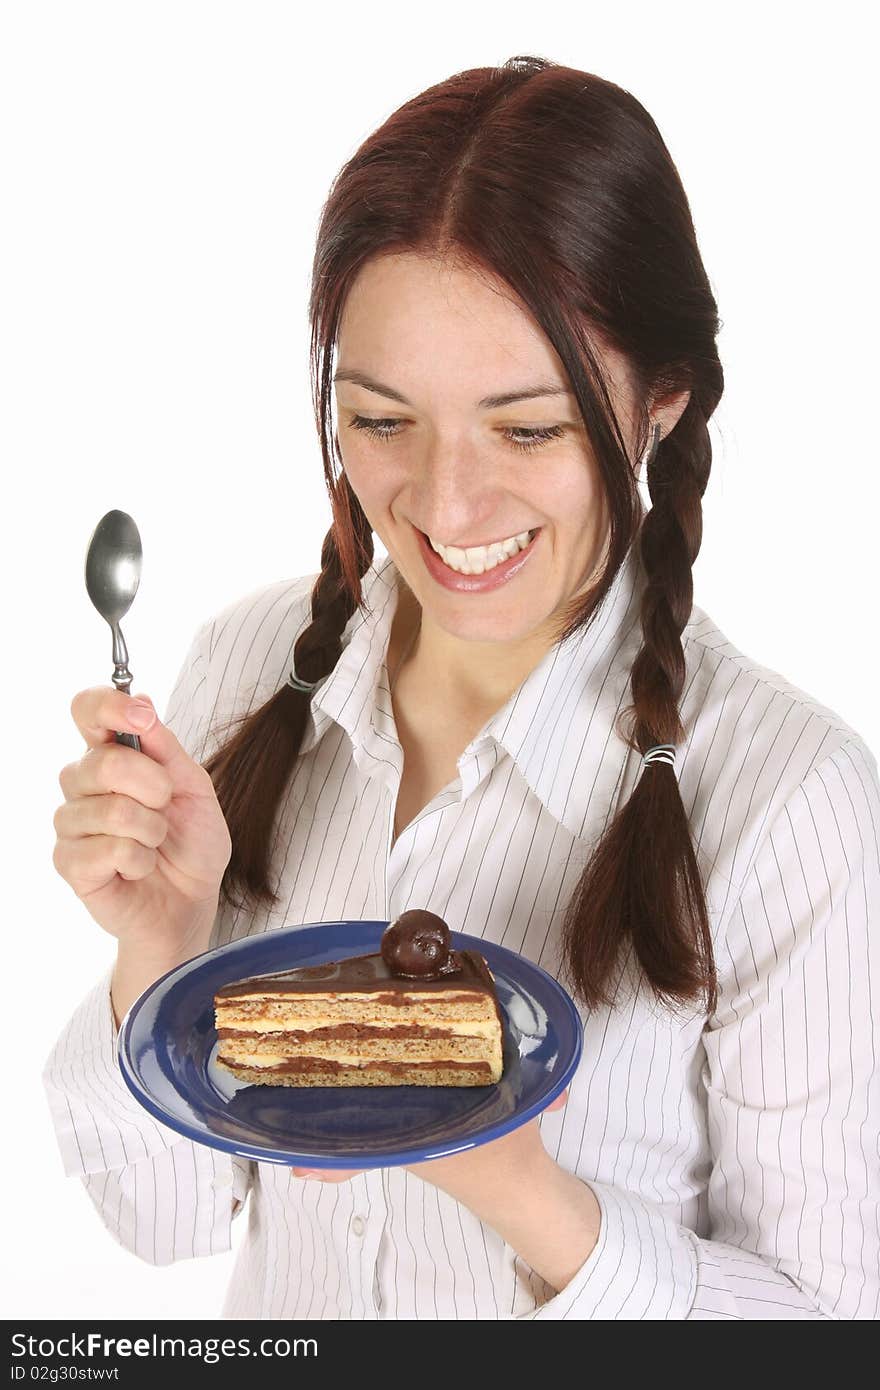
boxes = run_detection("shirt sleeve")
[41,618,254,1265]
[519,734,880,1319]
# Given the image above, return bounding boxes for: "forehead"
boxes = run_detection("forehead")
[337,252,565,397]
[336,251,632,410]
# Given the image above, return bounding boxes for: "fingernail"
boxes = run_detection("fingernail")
[128,698,156,730]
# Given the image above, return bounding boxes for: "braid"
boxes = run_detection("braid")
[203,473,374,915]
[559,400,718,1017]
[290,475,374,687]
[630,404,709,753]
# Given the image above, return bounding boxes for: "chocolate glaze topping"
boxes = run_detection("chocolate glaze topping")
[214,946,498,1004]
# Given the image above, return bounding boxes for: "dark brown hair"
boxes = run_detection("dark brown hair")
[204,55,722,1017]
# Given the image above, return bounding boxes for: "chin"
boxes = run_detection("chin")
[430,602,554,646]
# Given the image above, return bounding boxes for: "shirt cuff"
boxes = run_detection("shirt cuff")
[516,1179,698,1319]
[41,962,194,1178]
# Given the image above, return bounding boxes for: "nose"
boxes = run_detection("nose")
[411,436,508,545]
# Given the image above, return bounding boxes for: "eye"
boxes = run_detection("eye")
[348,415,403,441]
[346,415,565,452]
[505,425,565,453]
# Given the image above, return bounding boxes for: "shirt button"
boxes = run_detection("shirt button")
[352,1215,366,1236]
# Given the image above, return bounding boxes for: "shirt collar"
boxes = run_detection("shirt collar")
[301,542,646,841]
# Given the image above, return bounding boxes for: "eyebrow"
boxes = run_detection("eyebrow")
[332,369,575,410]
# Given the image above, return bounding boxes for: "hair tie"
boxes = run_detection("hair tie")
[287,671,319,693]
[642,744,676,768]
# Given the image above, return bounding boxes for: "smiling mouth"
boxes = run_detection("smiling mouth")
[413,522,544,584]
[415,525,540,550]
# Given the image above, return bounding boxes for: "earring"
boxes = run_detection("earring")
[640,421,661,472]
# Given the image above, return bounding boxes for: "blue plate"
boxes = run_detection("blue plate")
[117,920,583,1169]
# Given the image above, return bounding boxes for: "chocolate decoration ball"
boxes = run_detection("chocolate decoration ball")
[382,909,452,977]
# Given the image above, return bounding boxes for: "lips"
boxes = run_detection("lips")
[414,523,542,593]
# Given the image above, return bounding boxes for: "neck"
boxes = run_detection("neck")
[389,581,560,715]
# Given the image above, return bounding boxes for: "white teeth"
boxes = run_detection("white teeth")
[428,530,534,574]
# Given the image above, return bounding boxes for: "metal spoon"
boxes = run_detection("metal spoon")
[84,510,144,752]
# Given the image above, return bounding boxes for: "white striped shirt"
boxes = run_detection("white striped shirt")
[42,543,880,1319]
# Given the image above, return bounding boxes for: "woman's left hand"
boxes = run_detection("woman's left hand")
[290,1088,568,1188]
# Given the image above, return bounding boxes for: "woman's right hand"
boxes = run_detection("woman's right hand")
[53,687,233,962]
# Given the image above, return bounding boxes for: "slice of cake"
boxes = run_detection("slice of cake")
[213,910,504,1087]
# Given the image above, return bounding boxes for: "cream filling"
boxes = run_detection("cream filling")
[216,1016,500,1037]
[225,1046,501,1068]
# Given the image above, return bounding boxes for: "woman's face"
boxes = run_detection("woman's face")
[334,251,641,649]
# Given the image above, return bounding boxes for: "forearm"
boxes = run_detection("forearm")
[476,1154,601,1293]
[416,1142,601,1295]
[44,959,199,1178]
[44,957,252,1266]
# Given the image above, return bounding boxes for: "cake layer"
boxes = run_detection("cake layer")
[215,1056,498,1087]
[217,1034,501,1064]
[215,996,498,1026]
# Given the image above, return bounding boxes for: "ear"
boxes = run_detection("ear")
[656,386,691,438]
[637,388,691,478]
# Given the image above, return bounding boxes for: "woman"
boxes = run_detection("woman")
[45,55,879,1319]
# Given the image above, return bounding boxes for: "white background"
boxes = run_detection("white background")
[2,0,876,1322]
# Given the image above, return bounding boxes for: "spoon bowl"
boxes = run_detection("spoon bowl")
[85,510,141,621]
[84,510,144,751]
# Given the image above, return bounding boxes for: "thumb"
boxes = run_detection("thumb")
[125,693,209,794]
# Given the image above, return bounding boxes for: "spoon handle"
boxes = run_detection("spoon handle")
[112,657,141,753]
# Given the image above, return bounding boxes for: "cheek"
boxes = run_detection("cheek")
[554,452,603,509]
[338,444,404,516]
[539,467,604,541]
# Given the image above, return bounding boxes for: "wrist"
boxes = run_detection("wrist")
[111,904,218,1029]
[116,900,219,969]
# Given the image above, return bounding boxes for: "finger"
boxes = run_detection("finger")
[545,1088,569,1112]
[59,743,174,812]
[52,832,159,891]
[290,1167,363,1182]
[70,687,161,749]
[53,793,169,849]
[69,687,211,797]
